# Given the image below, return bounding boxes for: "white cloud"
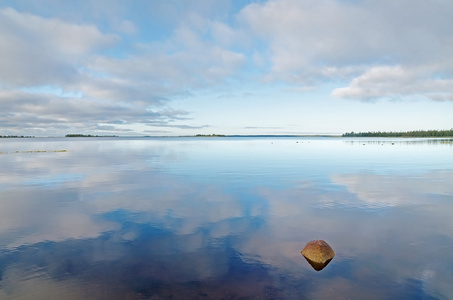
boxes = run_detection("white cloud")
[0,89,191,133]
[239,0,453,100]
[331,65,453,101]
[0,7,118,87]
[331,65,413,100]
[88,19,246,87]
[0,7,248,135]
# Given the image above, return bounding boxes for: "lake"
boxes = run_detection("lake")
[0,137,452,299]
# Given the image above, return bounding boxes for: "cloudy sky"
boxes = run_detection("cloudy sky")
[1,0,452,136]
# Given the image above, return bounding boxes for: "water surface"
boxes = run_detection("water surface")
[0,137,452,299]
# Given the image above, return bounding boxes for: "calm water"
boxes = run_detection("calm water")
[0,137,452,299]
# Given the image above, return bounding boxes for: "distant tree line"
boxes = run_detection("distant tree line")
[342,129,453,138]
[65,134,117,137]
[0,135,34,138]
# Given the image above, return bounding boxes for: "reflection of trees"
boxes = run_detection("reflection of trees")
[344,138,453,146]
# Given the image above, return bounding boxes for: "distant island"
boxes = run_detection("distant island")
[195,134,226,137]
[65,134,118,137]
[342,129,453,138]
[0,135,34,138]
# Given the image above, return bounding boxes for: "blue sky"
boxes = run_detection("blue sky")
[0,0,452,136]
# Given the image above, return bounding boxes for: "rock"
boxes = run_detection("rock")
[301,240,335,271]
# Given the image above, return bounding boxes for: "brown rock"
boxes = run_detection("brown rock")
[301,240,335,271]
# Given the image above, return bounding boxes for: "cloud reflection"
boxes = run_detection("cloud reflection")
[0,189,118,249]
[0,139,453,299]
[331,172,453,207]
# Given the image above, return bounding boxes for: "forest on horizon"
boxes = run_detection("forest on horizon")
[342,129,453,137]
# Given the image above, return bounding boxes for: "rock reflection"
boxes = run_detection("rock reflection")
[303,256,334,271]
[301,240,335,271]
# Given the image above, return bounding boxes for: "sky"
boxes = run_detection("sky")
[0,0,452,136]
